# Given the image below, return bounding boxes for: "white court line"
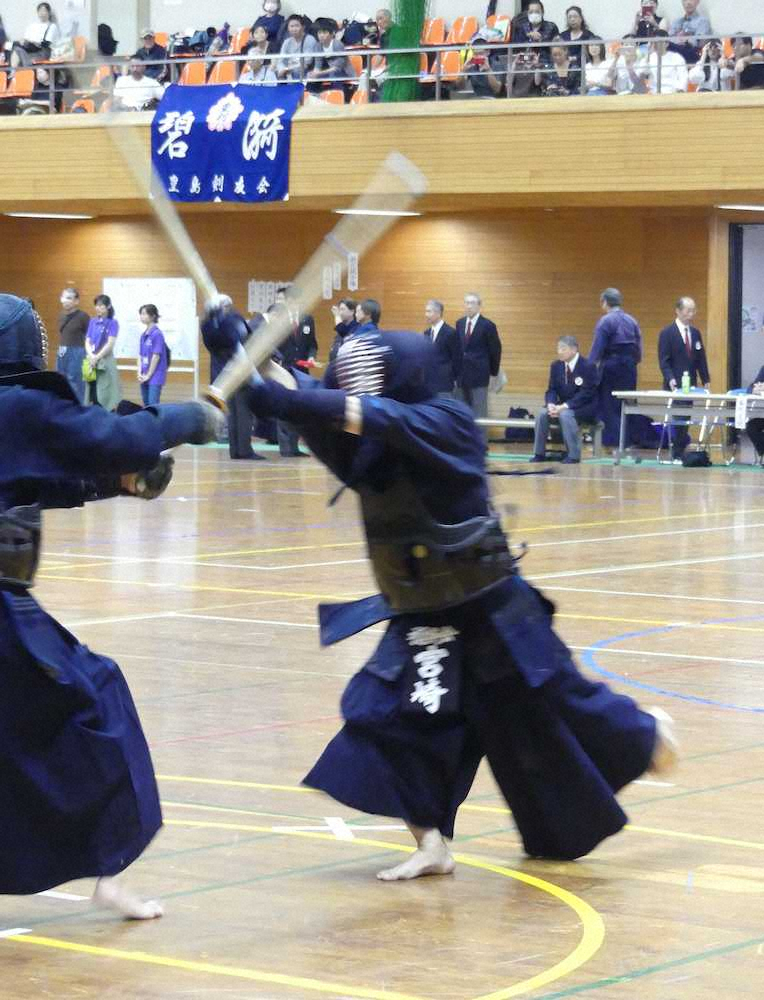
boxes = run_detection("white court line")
[64,611,179,628]
[634,780,676,787]
[545,585,764,608]
[180,558,369,572]
[37,890,88,902]
[325,817,356,841]
[0,928,31,939]
[568,644,764,668]
[529,522,764,550]
[534,551,764,581]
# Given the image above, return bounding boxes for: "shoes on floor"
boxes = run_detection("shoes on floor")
[528,454,547,463]
[647,707,679,775]
[561,457,580,465]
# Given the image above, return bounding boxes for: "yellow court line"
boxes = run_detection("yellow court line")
[156,778,764,854]
[5,823,604,1000]
[162,800,308,821]
[36,574,353,601]
[518,506,764,534]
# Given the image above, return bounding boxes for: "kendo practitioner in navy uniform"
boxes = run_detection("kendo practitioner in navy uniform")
[206,319,677,880]
[0,294,223,916]
[589,287,642,449]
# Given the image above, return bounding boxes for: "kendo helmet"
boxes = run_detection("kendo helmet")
[328,330,437,404]
[0,294,48,375]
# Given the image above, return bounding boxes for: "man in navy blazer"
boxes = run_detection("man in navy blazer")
[455,292,502,421]
[746,364,764,460]
[657,296,711,457]
[531,336,599,464]
[423,299,462,397]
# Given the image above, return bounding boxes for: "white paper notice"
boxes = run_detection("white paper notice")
[347,252,359,292]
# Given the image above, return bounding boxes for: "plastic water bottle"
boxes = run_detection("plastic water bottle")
[681,371,691,393]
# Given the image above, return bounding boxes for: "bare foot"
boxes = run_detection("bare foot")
[92,877,164,920]
[377,830,455,881]
[647,707,679,775]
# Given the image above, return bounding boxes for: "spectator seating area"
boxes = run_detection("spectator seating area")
[2,13,764,113]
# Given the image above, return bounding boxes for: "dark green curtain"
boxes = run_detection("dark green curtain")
[382,0,429,102]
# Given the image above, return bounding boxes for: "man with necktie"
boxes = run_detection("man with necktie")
[455,292,502,424]
[423,299,461,398]
[657,296,710,458]
[531,335,599,464]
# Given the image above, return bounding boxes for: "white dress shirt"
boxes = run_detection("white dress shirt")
[430,319,444,342]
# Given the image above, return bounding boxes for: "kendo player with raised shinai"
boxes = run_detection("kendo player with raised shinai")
[206,319,677,880]
[0,294,224,916]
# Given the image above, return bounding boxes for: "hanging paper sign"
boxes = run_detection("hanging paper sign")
[322,266,334,300]
[735,395,750,430]
[332,260,342,291]
[347,252,359,292]
[152,83,303,203]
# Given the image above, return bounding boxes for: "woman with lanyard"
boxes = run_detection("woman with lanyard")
[137,304,168,406]
[85,293,121,411]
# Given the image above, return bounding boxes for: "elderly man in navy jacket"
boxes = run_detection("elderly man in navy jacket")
[455,292,502,422]
[657,296,711,458]
[531,335,598,463]
[423,299,461,397]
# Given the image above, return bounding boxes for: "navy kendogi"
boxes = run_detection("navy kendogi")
[590,295,642,448]
[0,294,221,895]
[225,328,661,862]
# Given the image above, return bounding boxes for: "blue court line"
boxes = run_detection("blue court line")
[580,614,764,713]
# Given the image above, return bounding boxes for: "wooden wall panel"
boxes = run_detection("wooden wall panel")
[0,207,711,399]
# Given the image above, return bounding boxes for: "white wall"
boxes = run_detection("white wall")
[3,0,762,51]
[147,0,763,42]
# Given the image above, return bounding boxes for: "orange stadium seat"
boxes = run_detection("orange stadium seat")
[73,36,87,61]
[446,16,478,45]
[179,60,207,85]
[230,27,251,54]
[71,97,95,112]
[0,71,7,95]
[350,85,369,104]
[207,60,239,85]
[90,64,112,87]
[348,53,364,77]
[4,69,35,99]
[155,32,169,49]
[318,89,345,104]
[421,48,462,84]
[421,18,446,46]
[485,15,511,41]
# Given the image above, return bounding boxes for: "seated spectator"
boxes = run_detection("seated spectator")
[736,41,764,90]
[276,14,320,81]
[669,0,712,63]
[132,28,168,82]
[247,23,275,57]
[464,35,508,98]
[367,9,393,48]
[513,1,558,48]
[251,0,285,49]
[628,0,668,39]
[746,365,764,461]
[508,47,543,98]
[10,2,60,68]
[240,47,277,84]
[638,30,688,93]
[582,39,615,94]
[609,39,649,93]
[307,19,354,92]
[530,335,598,465]
[536,42,581,95]
[558,6,597,67]
[113,60,165,110]
[689,38,734,91]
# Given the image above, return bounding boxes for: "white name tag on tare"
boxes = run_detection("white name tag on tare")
[735,395,749,430]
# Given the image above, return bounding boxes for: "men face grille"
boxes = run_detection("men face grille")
[334,337,390,396]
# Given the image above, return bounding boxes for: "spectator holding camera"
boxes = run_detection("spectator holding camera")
[465,35,508,98]
[638,31,688,93]
[689,38,734,91]
[509,47,543,98]
[609,40,649,94]
[536,42,581,96]
[628,0,668,40]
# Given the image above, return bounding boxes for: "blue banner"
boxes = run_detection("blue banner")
[151,83,303,203]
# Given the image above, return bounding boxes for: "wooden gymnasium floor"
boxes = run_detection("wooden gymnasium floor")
[4,445,764,1000]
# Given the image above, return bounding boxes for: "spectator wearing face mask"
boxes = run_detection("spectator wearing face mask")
[251,0,285,48]
[512,2,559,49]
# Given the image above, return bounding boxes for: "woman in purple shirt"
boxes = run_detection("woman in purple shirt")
[85,293,121,411]
[137,304,168,406]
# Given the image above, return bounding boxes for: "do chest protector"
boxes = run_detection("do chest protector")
[0,505,41,589]
[359,475,516,614]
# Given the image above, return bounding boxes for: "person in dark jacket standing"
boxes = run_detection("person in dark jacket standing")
[455,292,501,423]
[589,287,641,448]
[657,296,711,458]
[329,298,359,364]
[423,299,461,398]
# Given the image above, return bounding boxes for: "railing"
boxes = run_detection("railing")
[0,33,757,113]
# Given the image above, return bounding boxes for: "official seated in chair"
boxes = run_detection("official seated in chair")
[531,335,598,464]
